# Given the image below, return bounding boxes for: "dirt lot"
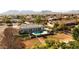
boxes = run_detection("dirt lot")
[22,38,41,48]
[0,25,7,48]
[0,25,7,40]
[47,33,74,43]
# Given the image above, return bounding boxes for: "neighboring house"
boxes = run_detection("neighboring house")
[65,22,77,26]
[28,18,35,23]
[64,20,77,26]
[47,23,54,28]
[62,16,68,19]
[0,16,3,23]
[19,24,44,34]
[48,17,61,23]
[0,20,3,23]
[10,19,21,23]
[24,21,30,24]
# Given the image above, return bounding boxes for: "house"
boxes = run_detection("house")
[65,22,77,26]
[48,16,61,23]
[10,19,21,23]
[47,23,54,28]
[19,24,44,34]
[64,20,77,26]
[0,16,3,23]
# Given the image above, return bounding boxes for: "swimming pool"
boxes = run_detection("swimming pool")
[32,32,42,35]
[32,31,48,36]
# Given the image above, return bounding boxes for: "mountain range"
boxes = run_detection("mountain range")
[1,10,79,15]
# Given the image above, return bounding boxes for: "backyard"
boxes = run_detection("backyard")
[21,33,74,48]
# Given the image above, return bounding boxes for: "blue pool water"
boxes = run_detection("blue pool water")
[32,32,43,35]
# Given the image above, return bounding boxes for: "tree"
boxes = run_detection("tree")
[60,42,71,49]
[17,15,26,23]
[20,16,26,23]
[34,16,41,24]
[73,16,78,23]
[3,16,12,23]
[32,39,60,49]
[72,25,79,41]
[45,39,60,49]
[45,39,55,47]
[68,41,79,49]
[52,23,59,33]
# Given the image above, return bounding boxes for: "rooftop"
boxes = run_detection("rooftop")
[20,24,44,29]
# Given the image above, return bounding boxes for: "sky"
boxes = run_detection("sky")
[0,0,79,13]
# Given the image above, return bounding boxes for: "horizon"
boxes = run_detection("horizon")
[2,9,79,13]
[0,0,79,13]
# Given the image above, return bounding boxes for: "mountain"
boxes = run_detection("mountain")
[65,10,79,14]
[1,10,79,15]
[0,10,61,15]
[1,10,20,15]
[0,10,36,15]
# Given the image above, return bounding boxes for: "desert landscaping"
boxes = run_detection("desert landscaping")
[0,12,79,49]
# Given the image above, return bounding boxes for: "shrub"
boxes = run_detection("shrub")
[72,25,79,41]
[68,41,79,49]
[34,16,41,24]
[60,42,71,49]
